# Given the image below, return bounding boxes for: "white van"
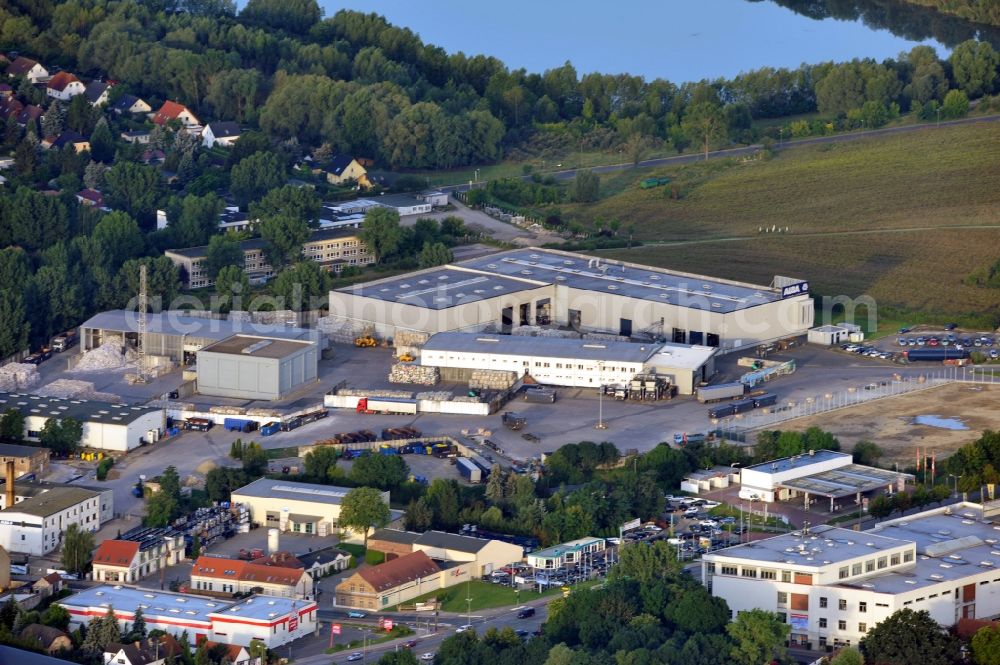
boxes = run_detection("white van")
[738,488,762,501]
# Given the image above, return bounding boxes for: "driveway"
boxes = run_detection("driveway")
[403,198,535,244]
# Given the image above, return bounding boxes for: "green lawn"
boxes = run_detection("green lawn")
[326,625,414,653]
[582,121,1000,325]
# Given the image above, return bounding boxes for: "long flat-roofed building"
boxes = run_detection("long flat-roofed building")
[330,247,813,353]
[703,503,1000,651]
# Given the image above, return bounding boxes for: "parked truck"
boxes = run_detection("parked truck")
[223,418,258,433]
[51,329,78,352]
[184,418,213,432]
[502,412,527,430]
[457,457,483,483]
[356,397,418,415]
[696,382,746,403]
[753,393,778,408]
[523,387,557,403]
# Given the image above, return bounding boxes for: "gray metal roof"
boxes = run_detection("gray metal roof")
[744,450,851,474]
[0,392,161,426]
[371,528,422,545]
[705,525,909,567]
[423,332,662,363]
[340,267,542,310]
[80,310,321,344]
[232,478,354,506]
[2,486,100,518]
[456,248,785,313]
[415,530,493,553]
[779,464,912,499]
[198,335,314,359]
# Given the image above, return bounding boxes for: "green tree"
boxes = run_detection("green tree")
[39,418,83,456]
[241,0,321,33]
[204,234,245,281]
[350,454,409,490]
[92,212,145,274]
[61,523,95,576]
[113,258,182,310]
[144,491,179,528]
[609,540,680,585]
[260,214,310,270]
[270,261,331,311]
[950,40,1000,98]
[726,608,790,665]
[404,497,433,532]
[417,241,453,269]
[972,625,1000,665]
[359,207,403,264]
[377,651,419,665]
[859,608,959,665]
[0,408,24,441]
[242,442,268,477]
[40,604,71,631]
[104,163,163,227]
[830,647,865,665]
[0,291,28,361]
[682,102,728,160]
[230,151,286,207]
[338,486,391,548]
[941,89,970,119]
[130,606,146,639]
[214,265,250,311]
[569,169,600,203]
[89,117,114,163]
[172,193,224,248]
[869,494,893,519]
[81,606,121,654]
[852,441,884,467]
[303,446,339,482]
[249,185,320,225]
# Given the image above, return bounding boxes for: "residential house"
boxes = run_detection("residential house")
[166,228,375,289]
[201,121,240,148]
[0,442,49,479]
[15,104,43,128]
[120,130,150,144]
[334,550,443,610]
[6,56,48,83]
[200,642,252,665]
[44,130,90,153]
[297,547,352,579]
[32,572,63,598]
[189,555,314,599]
[112,94,151,116]
[150,101,200,132]
[21,624,72,655]
[103,636,183,665]
[140,148,165,165]
[96,526,186,583]
[46,72,85,101]
[91,540,141,583]
[0,83,12,99]
[76,189,105,208]
[84,80,111,106]
[324,155,370,188]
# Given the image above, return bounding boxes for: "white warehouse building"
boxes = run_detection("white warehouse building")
[329,247,814,354]
[419,332,717,393]
[0,392,165,452]
[703,503,1000,651]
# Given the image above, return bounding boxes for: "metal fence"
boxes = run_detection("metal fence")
[719,365,1000,439]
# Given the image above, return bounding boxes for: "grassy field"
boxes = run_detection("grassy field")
[579,121,1000,323]
[386,579,569,613]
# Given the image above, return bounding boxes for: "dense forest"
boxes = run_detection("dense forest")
[898,0,1000,27]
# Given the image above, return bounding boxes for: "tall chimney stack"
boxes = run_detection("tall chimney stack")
[5,461,14,509]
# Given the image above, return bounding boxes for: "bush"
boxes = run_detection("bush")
[96,457,115,481]
[365,549,385,566]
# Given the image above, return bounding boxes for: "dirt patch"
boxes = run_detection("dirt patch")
[773,383,999,465]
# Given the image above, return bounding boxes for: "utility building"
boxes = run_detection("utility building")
[330,247,812,353]
[196,335,318,400]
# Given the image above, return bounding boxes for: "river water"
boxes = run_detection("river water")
[322,0,1000,82]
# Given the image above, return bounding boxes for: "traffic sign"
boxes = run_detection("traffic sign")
[331,623,342,635]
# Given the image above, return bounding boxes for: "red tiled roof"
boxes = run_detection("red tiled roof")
[152,100,196,126]
[46,71,80,92]
[77,189,104,206]
[355,551,440,592]
[250,551,304,569]
[192,556,305,587]
[93,540,140,567]
[202,641,248,662]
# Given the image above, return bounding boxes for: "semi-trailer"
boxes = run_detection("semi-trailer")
[523,388,557,403]
[708,404,736,419]
[753,393,778,408]
[904,348,969,362]
[457,457,483,483]
[696,382,746,403]
[356,397,419,415]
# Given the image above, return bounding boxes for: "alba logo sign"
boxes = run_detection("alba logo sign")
[780,282,809,298]
[288,616,299,632]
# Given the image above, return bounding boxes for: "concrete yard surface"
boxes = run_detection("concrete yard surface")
[773,382,999,466]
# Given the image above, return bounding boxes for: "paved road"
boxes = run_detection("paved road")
[438,113,1000,193]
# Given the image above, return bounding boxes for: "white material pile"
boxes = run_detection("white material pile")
[512,326,579,339]
[583,332,631,342]
[389,363,439,386]
[317,316,368,344]
[35,379,96,398]
[395,330,430,348]
[73,341,133,372]
[469,369,518,391]
[0,362,40,391]
[209,405,246,415]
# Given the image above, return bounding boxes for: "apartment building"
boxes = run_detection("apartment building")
[166,228,374,289]
[0,485,110,555]
[702,503,1000,652]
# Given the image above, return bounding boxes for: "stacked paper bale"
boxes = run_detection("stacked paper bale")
[583,332,631,342]
[469,369,517,391]
[209,405,246,415]
[0,363,40,391]
[388,363,439,386]
[317,316,365,345]
[416,391,453,401]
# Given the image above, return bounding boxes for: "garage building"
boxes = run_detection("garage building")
[0,392,165,452]
[196,335,318,400]
[329,247,813,353]
[367,528,524,576]
[79,310,324,365]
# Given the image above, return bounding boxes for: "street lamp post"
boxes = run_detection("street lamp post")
[596,361,607,429]
[949,474,963,498]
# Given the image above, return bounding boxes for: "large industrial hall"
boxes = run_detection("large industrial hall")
[329,247,813,353]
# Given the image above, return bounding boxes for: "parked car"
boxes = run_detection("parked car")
[456,624,474,633]
[346,654,363,662]
[944,323,958,330]
[347,611,366,618]
[420,654,435,662]
[517,607,536,618]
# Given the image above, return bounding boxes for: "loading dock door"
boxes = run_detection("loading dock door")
[569,309,581,331]
[536,299,551,325]
[519,303,530,326]
[501,307,513,334]
[620,318,632,337]
[706,333,720,347]
[673,328,686,344]
[689,331,704,345]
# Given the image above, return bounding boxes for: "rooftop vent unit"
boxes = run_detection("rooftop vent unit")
[242,340,273,355]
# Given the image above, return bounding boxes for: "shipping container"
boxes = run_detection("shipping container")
[224,418,258,433]
[708,404,736,419]
[281,417,303,431]
[753,393,778,408]
[523,388,557,403]
[357,397,418,415]
[696,382,746,403]
[457,457,482,483]
[260,422,281,436]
